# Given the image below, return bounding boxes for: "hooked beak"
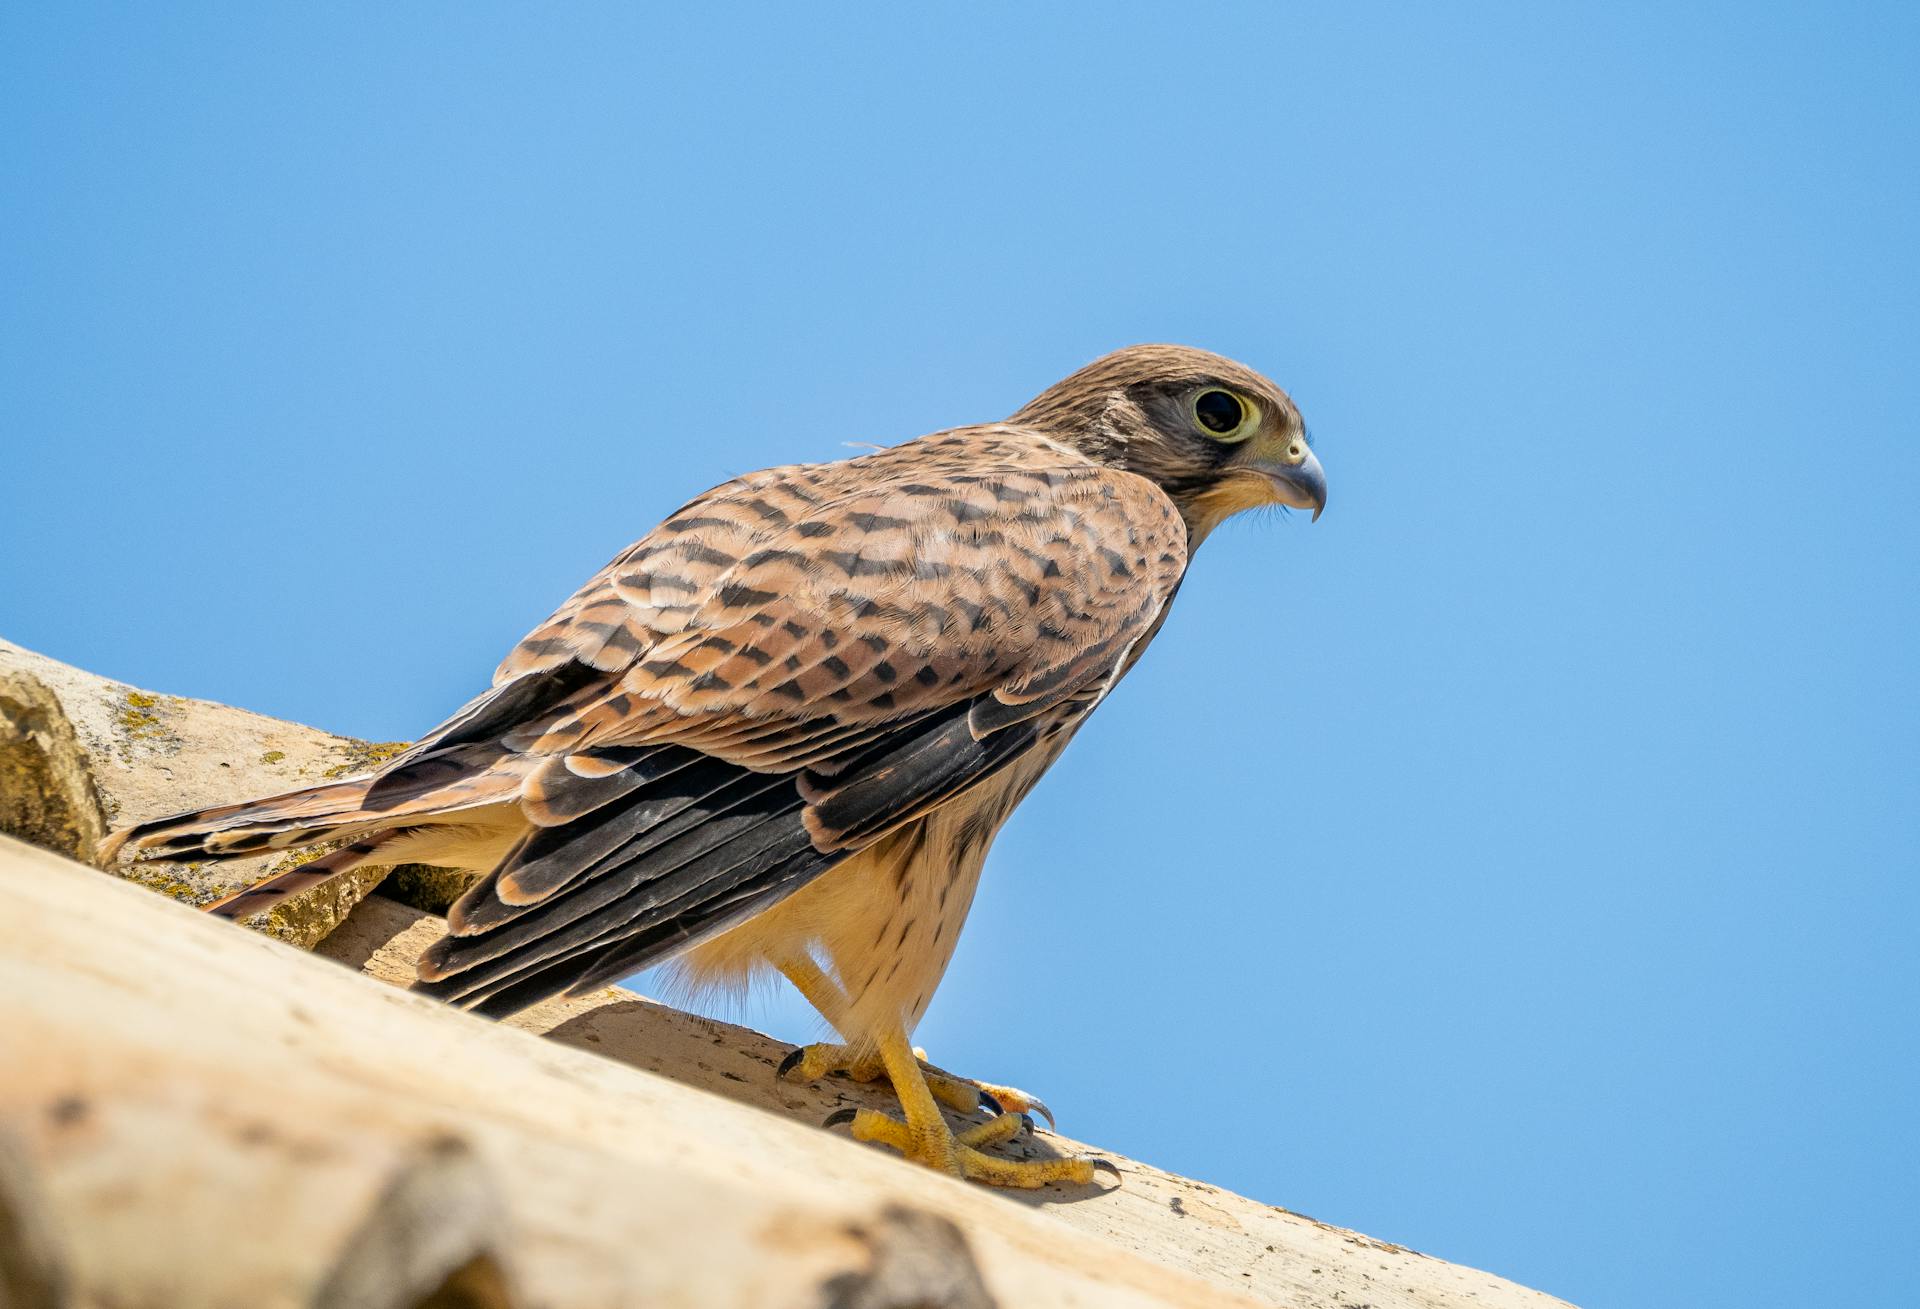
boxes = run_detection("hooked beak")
[1260,445,1327,521]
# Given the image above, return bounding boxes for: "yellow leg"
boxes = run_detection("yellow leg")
[773,957,1015,1117]
[780,1039,1006,1116]
[776,954,853,1028]
[773,954,891,1084]
[772,956,1103,1186]
[824,1024,1115,1190]
[874,1025,962,1176]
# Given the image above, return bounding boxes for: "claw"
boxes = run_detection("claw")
[1090,1157,1120,1179]
[1020,1113,1036,1135]
[822,1107,858,1130]
[978,1089,1003,1116]
[777,1047,806,1079]
[1026,1097,1057,1132]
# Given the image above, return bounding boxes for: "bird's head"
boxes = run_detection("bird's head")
[1012,344,1327,542]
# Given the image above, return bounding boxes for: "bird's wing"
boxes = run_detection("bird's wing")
[409,429,1187,1015]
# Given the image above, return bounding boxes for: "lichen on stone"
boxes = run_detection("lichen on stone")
[117,694,164,739]
[114,688,182,759]
[123,863,216,907]
[324,739,411,779]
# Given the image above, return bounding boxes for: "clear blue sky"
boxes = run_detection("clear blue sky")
[4,6,1914,1306]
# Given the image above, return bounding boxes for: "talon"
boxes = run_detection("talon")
[810,1029,1109,1189]
[777,1047,805,1079]
[965,1081,1056,1131]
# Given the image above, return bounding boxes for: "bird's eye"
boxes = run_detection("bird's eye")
[1192,389,1251,439]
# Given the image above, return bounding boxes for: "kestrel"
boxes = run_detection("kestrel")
[103,345,1328,1187]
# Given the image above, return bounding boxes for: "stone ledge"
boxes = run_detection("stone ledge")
[0,638,1576,1307]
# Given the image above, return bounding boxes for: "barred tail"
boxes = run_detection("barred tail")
[202,836,395,920]
[96,775,389,866]
[97,743,532,918]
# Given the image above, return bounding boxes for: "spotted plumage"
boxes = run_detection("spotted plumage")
[102,344,1327,1187]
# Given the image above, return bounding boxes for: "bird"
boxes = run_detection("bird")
[101,344,1328,1188]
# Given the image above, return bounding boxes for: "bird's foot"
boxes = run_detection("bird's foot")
[778,1040,888,1087]
[778,1041,1053,1127]
[796,1028,1112,1190]
[824,1106,1114,1188]
[916,1049,1057,1131]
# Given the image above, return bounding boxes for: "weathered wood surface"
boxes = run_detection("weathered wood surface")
[325,894,1572,1309]
[0,639,1577,1308]
[2,836,1238,1307]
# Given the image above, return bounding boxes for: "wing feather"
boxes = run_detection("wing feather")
[409,427,1188,1015]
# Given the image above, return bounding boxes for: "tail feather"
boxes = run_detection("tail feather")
[96,744,537,923]
[96,775,384,864]
[203,836,393,921]
[97,744,529,867]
